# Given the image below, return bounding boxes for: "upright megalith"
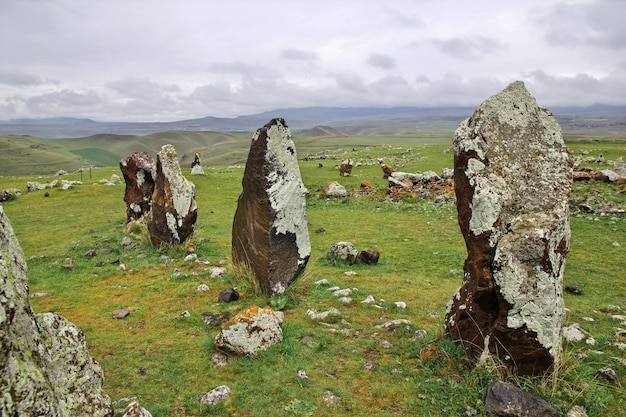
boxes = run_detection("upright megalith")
[147,144,198,246]
[0,205,114,416]
[190,151,205,175]
[120,151,156,223]
[445,81,573,375]
[232,118,310,296]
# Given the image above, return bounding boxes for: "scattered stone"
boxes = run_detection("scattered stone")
[315,227,326,233]
[214,306,284,356]
[209,266,227,278]
[0,189,14,202]
[120,236,133,248]
[338,297,352,304]
[359,249,380,264]
[200,385,231,405]
[376,319,411,331]
[201,311,232,326]
[121,399,153,417]
[596,367,621,386]
[306,308,341,320]
[565,285,583,295]
[322,390,341,406]
[562,324,585,342]
[120,151,155,223]
[147,144,198,246]
[445,81,572,375]
[328,241,358,264]
[210,352,229,367]
[344,270,357,276]
[339,159,353,176]
[180,310,191,318]
[184,253,197,264]
[413,329,428,340]
[231,118,310,296]
[85,249,97,257]
[485,380,560,417]
[196,284,209,292]
[380,339,393,349]
[314,279,330,286]
[113,308,130,319]
[394,301,407,309]
[363,361,378,371]
[327,286,341,292]
[566,405,589,417]
[332,288,352,297]
[320,181,347,198]
[297,369,310,379]
[0,206,114,416]
[361,295,376,304]
[585,337,596,346]
[296,335,318,344]
[218,288,239,303]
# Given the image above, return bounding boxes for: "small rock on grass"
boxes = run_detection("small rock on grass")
[200,385,230,405]
[322,390,340,407]
[112,308,130,319]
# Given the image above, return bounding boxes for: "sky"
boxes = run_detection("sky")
[1,0,625,122]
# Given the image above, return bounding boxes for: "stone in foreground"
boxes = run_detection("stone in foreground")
[215,306,284,356]
[0,206,113,416]
[120,151,156,223]
[147,144,198,246]
[445,81,573,375]
[485,380,560,417]
[232,118,310,296]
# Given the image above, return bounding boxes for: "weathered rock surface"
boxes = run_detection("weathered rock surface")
[328,241,358,264]
[190,152,205,175]
[147,144,198,246]
[215,306,284,356]
[386,169,455,202]
[378,158,396,178]
[485,380,560,417]
[231,118,310,295]
[120,151,156,223]
[445,81,573,375]
[320,181,347,198]
[0,205,113,416]
[339,159,353,176]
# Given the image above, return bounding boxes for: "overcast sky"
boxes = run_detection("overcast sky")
[1,0,625,122]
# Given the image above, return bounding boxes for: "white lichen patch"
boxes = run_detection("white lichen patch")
[136,169,145,188]
[263,120,311,260]
[158,144,197,219]
[469,174,509,238]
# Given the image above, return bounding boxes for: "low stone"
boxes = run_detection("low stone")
[332,288,352,297]
[190,165,205,175]
[120,236,133,248]
[0,189,14,202]
[200,385,231,405]
[113,308,130,319]
[297,369,310,379]
[562,324,585,342]
[596,367,621,387]
[359,249,380,264]
[485,380,560,417]
[565,285,583,295]
[328,241,358,264]
[196,284,209,292]
[376,319,411,331]
[210,352,229,367]
[201,311,232,326]
[362,295,376,304]
[210,266,227,278]
[566,405,589,417]
[323,390,341,406]
[121,399,152,417]
[394,301,407,309]
[85,249,97,257]
[320,181,347,198]
[339,159,353,176]
[363,361,378,371]
[214,306,284,356]
[218,288,239,303]
[413,329,428,340]
[306,308,341,320]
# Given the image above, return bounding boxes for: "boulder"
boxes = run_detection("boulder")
[147,144,198,246]
[0,189,14,202]
[190,152,205,175]
[485,380,560,417]
[120,151,155,223]
[359,249,380,264]
[328,241,358,264]
[445,81,573,375]
[0,205,114,416]
[214,306,284,356]
[231,119,310,296]
[320,181,347,198]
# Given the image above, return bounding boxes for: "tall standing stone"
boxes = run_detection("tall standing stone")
[232,118,310,296]
[120,151,155,223]
[147,144,198,246]
[445,81,573,375]
[0,205,114,416]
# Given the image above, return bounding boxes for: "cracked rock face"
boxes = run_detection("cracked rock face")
[0,205,113,416]
[445,81,573,375]
[120,151,156,223]
[232,118,310,296]
[214,306,284,356]
[147,144,198,246]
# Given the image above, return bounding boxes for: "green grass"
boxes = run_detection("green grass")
[1,138,625,416]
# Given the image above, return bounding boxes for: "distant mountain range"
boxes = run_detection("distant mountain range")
[1,105,625,138]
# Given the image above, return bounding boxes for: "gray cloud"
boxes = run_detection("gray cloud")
[434,36,508,60]
[367,53,397,69]
[280,49,320,61]
[0,69,54,86]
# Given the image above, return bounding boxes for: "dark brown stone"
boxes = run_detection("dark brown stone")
[120,151,155,223]
[445,81,572,375]
[378,158,395,178]
[218,288,240,303]
[339,159,353,176]
[231,119,310,296]
[359,249,380,264]
[147,144,197,246]
[485,381,560,417]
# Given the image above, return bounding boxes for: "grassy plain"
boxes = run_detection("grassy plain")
[0,135,625,416]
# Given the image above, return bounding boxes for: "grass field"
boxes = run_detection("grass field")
[1,136,625,416]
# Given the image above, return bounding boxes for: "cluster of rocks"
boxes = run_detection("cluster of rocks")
[327,241,379,265]
[27,178,83,192]
[385,167,455,202]
[120,145,198,246]
[0,187,20,202]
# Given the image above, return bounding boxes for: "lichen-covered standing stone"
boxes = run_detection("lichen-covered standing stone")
[0,205,113,416]
[147,144,198,246]
[120,151,155,223]
[232,118,310,295]
[445,81,573,375]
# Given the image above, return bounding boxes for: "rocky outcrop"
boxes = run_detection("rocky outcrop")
[120,151,156,223]
[445,81,573,375]
[0,205,114,416]
[232,118,310,296]
[485,381,560,417]
[386,169,455,202]
[147,144,198,246]
[320,181,347,198]
[214,306,284,356]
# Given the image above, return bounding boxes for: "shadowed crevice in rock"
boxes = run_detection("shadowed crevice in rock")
[445,81,573,375]
[232,118,310,296]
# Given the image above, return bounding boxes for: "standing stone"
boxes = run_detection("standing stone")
[445,81,573,375]
[0,206,114,416]
[147,144,198,246]
[339,159,353,176]
[190,152,205,175]
[120,151,155,223]
[232,118,310,296]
